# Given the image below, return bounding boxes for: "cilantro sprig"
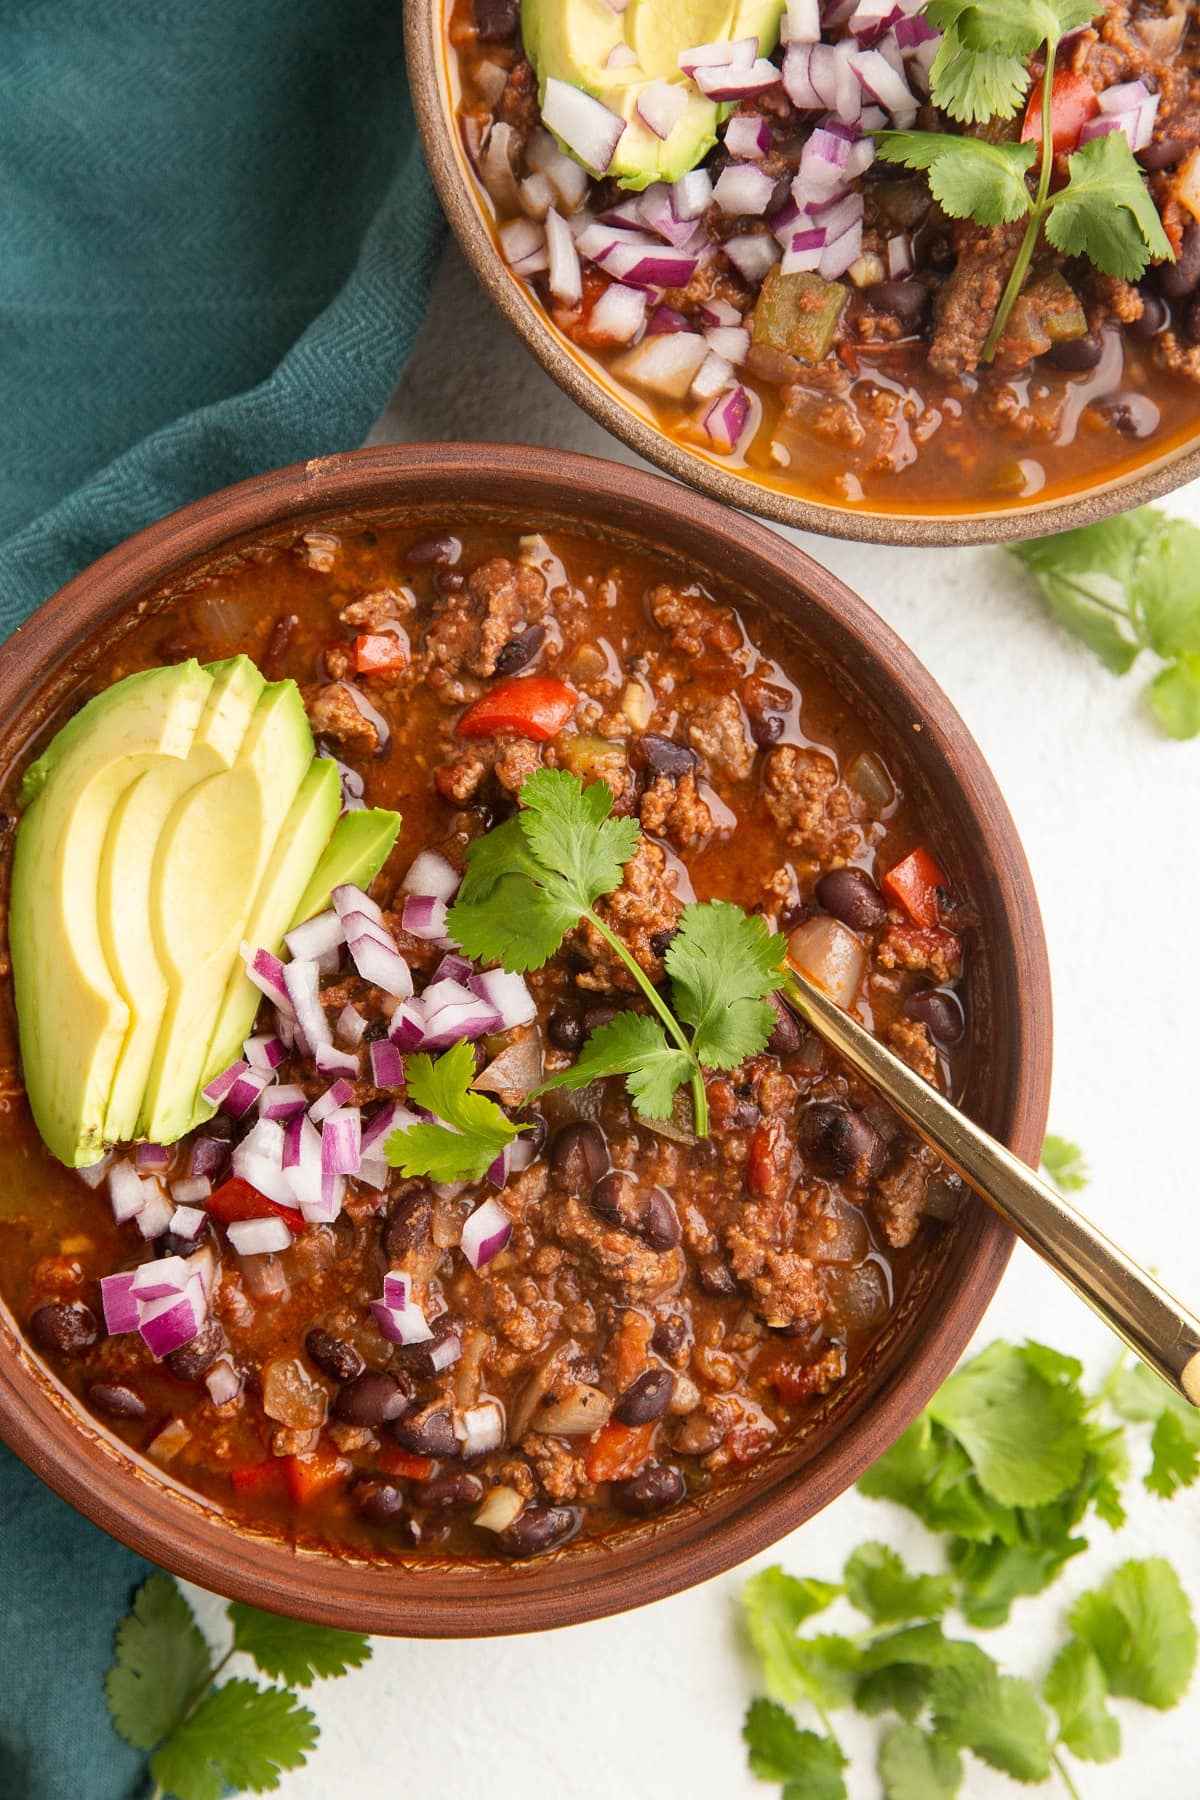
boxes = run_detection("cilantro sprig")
[105,1575,370,1800]
[879,0,1173,362]
[742,1334,1199,1800]
[383,1039,518,1183]
[1010,506,1200,738]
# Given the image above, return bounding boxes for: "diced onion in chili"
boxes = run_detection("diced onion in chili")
[694,57,782,100]
[519,169,556,221]
[636,183,705,248]
[788,914,867,1009]
[723,117,772,165]
[480,119,521,212]
[474,1483,525,1533]
[587,281,647,343]
[402,894,450,941]
[205,1357,242,1406]
[100,1271,140,1335]
[231,1118,295,1208]
[244,1033,286,1072]
[468,968,536,1030]
[189,1136,228,1181]
[258,1084,307,1122]
[783,0,821,40]
[227,1216,293,1257]
[713,161,776,215]
[315,1042,360,1079]
[138,1273,208,1359]
[700,384,753,454]
[335,1004,367,1047]
[284,907,345,964]
[282,956,331,1052]
[321,1106,362,1179]
[692,350,735,400]
[602,241,702,288]
[108,1160,147,1223]
[850,45,916,114]
[308,1079,355,1125]
[526,129,591,211]
[134,1142,170,1172]
[369,1038,404,1087]
[370,1297,434,1345]
[421,980,502,1049]
[383,1269,412,1309]
[783,42,837,110]
[723,232,782,282]
[499,215,548,275]
[637,78,688,140]
[456,1399,506,1456]
[614,329,710,397]
[136,1189,175,1240]
[1083,80,1159,152]
[704,324,751,365]
[541,77,625,176]
[671,168,713,220]
[361,1100,424,1158]
[347,932,415,1000]
[545,207,583,305]
[388,999,427,1052]
[167,1198,209,1233]
[678,36,758,75]
[605,42,639,69]
[76,1151,113,1190]
[461,1198,513,1271]
[131,1255,193,1300]
[332,881,384,926]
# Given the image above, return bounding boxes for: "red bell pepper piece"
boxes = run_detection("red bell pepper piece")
[1021,67,1099,159]
[284,1446,351,1506]
[230,1458,287,1498]
[584,1420,655,1483]
[456,675,577,741]
[376,1446,436,1481]
[881,846,950,929]
[354,633,407,675]
[206,1175,305,1237]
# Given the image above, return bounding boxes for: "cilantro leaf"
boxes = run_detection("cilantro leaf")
[385,1041,518,1181]
[1132,519,1200,658]
[150,1678,317,1800]
[926,1340,1088,1507]
[1041,1134,1089,1192]
[843,1543,954,1625]
[1150,654,1200,740]
[1070,1557,1198,1708]
[876,131,1036,225]
[785,1634,864,1711]
[666,900,784,1071]
[228,1604,371,1688]
[105,1574,212,1754]
[1147,1406,1200,1498]
[924,4,1031,121]
[1044,1638,1121,1762]
[878,1724,962,1800]
[858,1416,1014,1541]
[855,1662,935,1721]
[949,0,1098,55]
[540,1010,692,1120]
[516,768,641,913]
[742,1699,847,1799]
[742,1566,841,1704]
[1046,131,1175,281]
[931,1651,1053,1782]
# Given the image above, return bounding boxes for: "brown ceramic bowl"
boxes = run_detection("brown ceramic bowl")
[0,444,1051,1634]
[405,0,1200,548]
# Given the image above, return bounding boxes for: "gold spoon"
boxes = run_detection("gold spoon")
[782,958,1200,1407]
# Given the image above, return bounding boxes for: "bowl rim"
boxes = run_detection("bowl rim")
[0,442,1051,1635]
[404,0,1200,549]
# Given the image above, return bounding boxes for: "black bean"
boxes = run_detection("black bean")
[697,1256,739,1298]
[1139,135,1188,173]
[748,709,785,747]
[392,1405,458,1458]
[357,1481,406,1523]
[88,1382,147,1421]
[333,1370,412,1426]
[509,1107,548,1157]
[1157,224,1200,299]
[363,1017,390,1043]
[641,1187,681,1251]
[474,0,519,40]
[413,1472,484,1510]
[903,987,965,1046]
[612,1463,686,1517]
[591,1169,640,1228]
[866,279,930,327]
[161,1218,213,1258]
[165,1320,224,1382]
[1129,289,1168,339]
[434,568,465,595]
[765,992,801,1057]
[779,901,811,934]
[393,1314,463,1379]
[406,533,460,568]
[305,1328,365,1383]
[1185,296,1200,347]
[1102,393,1160,440]
[648,927,678,958]
[551,1121,608,1192]
[29,1302,97,1356]
[383,1188,432,1260]
[1047,331,1103,371]
[638,733,699,779]
[582,1002,620,1034]
[498,1504,579,1557]
[548,1009,584,1053]
[725,1098,762,1130]
[652,1314,689,1360]
[494,623,546,677]
[615,1368,676,1425]
[800,1103,885,1184]
[816,866,888,931]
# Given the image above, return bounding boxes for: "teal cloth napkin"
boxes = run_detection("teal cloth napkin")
[0,2,443,1794]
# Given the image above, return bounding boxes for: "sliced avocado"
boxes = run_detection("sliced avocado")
[10,663,212,1166]
[199,756,344,1105]
[139,680,314,1144]
[99,657,265,1145]
[289,804,402,929]
[625,0,733,73]
[608,88,724,189]
[521,0,624,93]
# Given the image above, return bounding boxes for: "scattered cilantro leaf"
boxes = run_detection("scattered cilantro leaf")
[742,1700,847,1798]
[878,1723,962,1799]
[105,1573,212,1754]
[384,1040,517,1182]
[876,132,1036,224]
[1132,517,1200,658]
[843,1544,954,1625]
[949,0,1099,55]
[516,767,642,909]
[666,900,784,1071]
[949,1533,1087,1630]
[1045,131,1175,281]
[541,1010,694,1121]
[930,1654,1053,1782]
[1044,1638,1121,1762]
[927,31,1030,122]
[785,1634,864,1712]
[1150,654,1200,739]
[1041,1133,1089,1192]
[149,1679,317,1800]
[1070,1558,1198,1708]
[1146,1405,1200,1498]
[926,1340,1088,1507]
[228,1605,371,1688]
[742,1567,841,1704]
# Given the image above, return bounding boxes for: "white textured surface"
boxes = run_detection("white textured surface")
[201,244,1200,1795]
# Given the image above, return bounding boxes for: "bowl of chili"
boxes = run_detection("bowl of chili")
[0,443,1050,1634]
[407,0,1200,546]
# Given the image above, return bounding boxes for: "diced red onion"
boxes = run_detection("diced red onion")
[520,169,556,221]
[421,979,502,1048]
[402,894,450,941]
[370,1298,433,1346]
[331,883,382,926]
[783,0,822,39]
[784,42,837,110]
[77,1151,114,1191]
[637,78,688,140]
[258,1083,308,1121]
[545,207,583,305]
[401,850,461,903]
[576,219,654,262]
[460,1197,513,1271]
[231,1117,295,1207]
[603,241,701,288]
[282,957,330,1052]
[636,183,704,248]
[240,946,292,1015]
[100,1272,140,1335]
[348,932,414,1000]
[474,1484,525,1533]
[338,910,394,953]
[606,41,639,68]
[895,12,940,48]
[167,1199,209,1234]
[542,76,625,176]
[500,215,548,275]
[108,1160,147,1223]
[205,1358,242,1406]
[134,1142,170,1173]
[369,1039,404,1087]
[887,233,913,278]
[430,953,473,987]
[321,1106,362,1179]
[705,324,750,364]
[315,1042,360,1079]
[700,384,753,454]
[713,161,777,215]
[671,168,713,219]
[833,39,865,124]
[189,1136,228,1180]
[694,58,782,100]
[138,1274,207,1359]
[723,232,782,281]
[227,1216,293,1257]
[356,1157,389,1191]
[692,349,735,399]
[383,1270,411,1310]
[1091,80,1159,152]
[724,114,773,160]
[136,1189,174,1240]
[282,1109,320,1180]
[335,1004,367,1048]
[850,45,916,111]
[591,195,644,230]
[222,1066,275,1119]
[131,1255,192,1301]
[588,282,647,343]
[468,968,536,1030]
[480,118,521,211]
[850,0,902,37]
[700,296,743,328]
[309,1079,355,1125]
[388,999,427,1051]
[527,128,591,211]
[201,1058,246,1108]
[782,228,825,274]
[244,1034,286,1072]
[457,1400,505,1456]
[284,908,345,964]
[678,36,758,75]
[362,1100,424,1157]
[820,219,863,279]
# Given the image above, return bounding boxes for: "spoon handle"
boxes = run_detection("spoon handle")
[783,961,1200,1407]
